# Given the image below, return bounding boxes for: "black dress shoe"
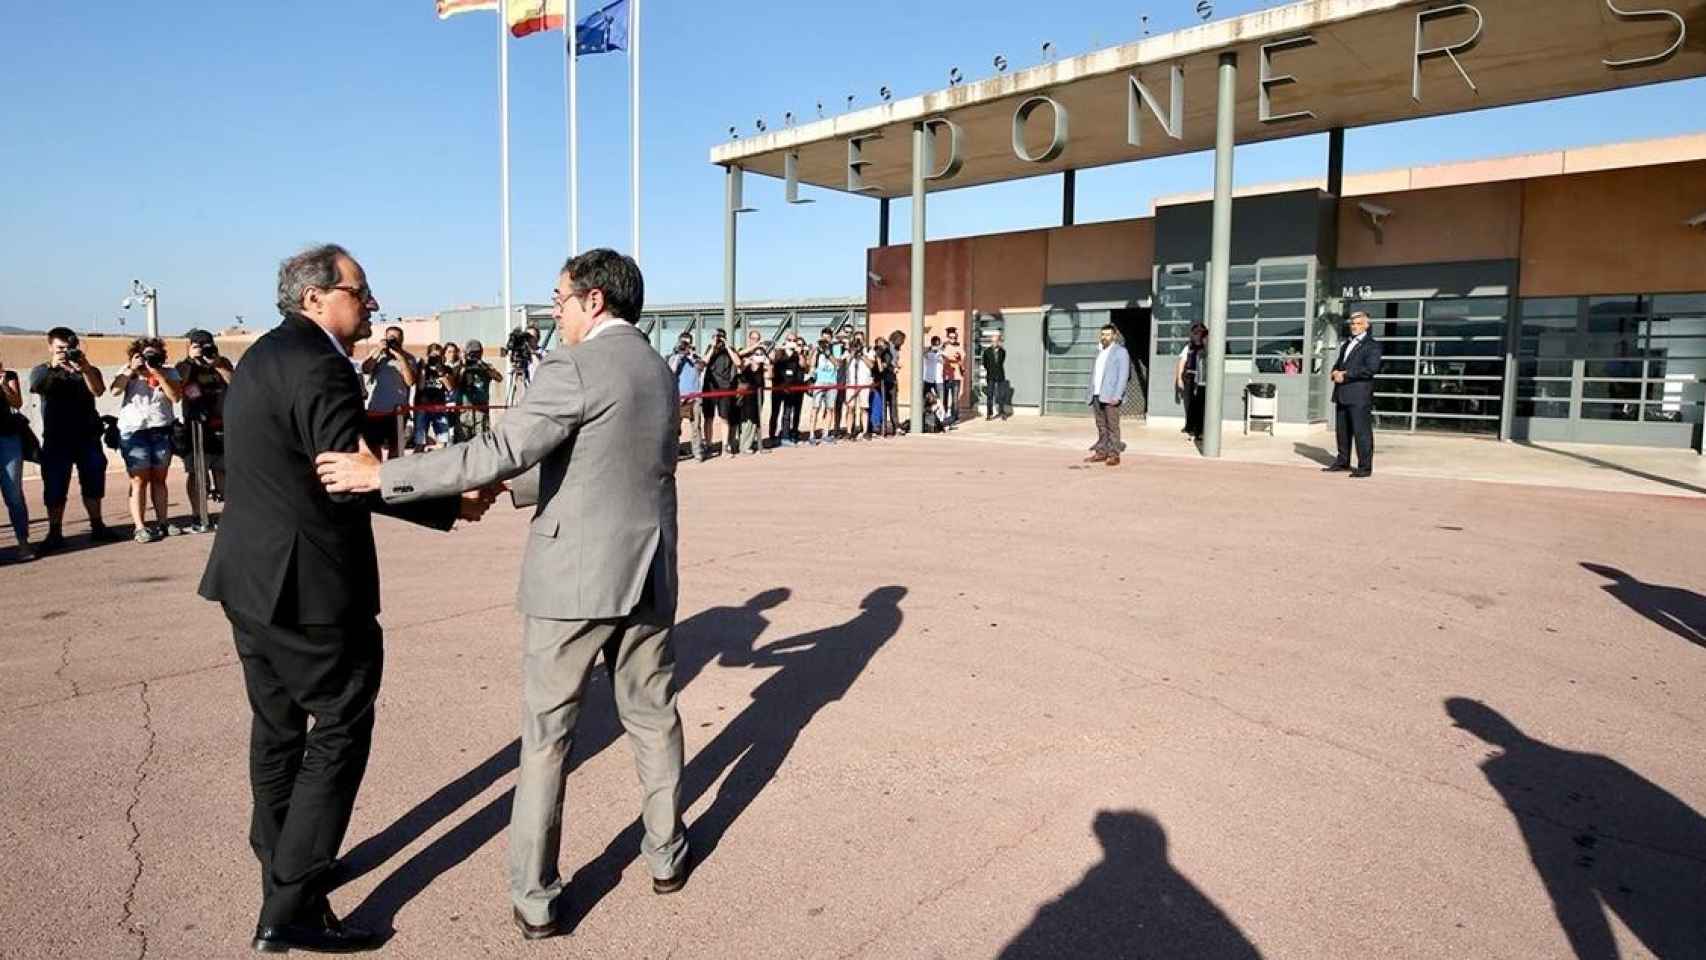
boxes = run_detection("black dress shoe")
[1321,464,1350,473]
[1349,469,1373,478]
[511,908,565,941]
[252,917,378,954]
[653,854,694,895]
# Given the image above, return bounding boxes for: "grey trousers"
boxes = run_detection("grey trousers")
[680,401,705,459]
[510,608,688,924]
[1091,400,1122,455]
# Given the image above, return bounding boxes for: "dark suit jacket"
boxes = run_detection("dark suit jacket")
[198,313,457,627]
[1330,334,1383,407]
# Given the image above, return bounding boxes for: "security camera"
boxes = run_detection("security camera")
[867,271,886,287]
[1686,211,1706,229]
[121,297,133,309]
[1358,201,1393,245]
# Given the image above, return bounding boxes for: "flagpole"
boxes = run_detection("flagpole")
[500,4,514,331]
[630,0,641,265]
[565,0,579,255]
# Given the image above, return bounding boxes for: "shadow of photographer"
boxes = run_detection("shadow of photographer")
[1448,697,1706,958]
[998,810,1263,960]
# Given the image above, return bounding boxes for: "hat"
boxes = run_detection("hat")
[186,328,214,345]
[464,339,484,353]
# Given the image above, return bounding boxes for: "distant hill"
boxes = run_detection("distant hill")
[0,325,43,335]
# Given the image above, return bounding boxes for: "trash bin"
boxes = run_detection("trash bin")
[1244,382,1277,435]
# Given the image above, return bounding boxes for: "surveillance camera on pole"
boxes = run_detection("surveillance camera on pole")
[121,279,160,337]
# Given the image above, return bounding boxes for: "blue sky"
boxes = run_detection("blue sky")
[1,1,1701,335]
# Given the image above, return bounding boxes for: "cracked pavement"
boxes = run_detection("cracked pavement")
[1,436,1704,959]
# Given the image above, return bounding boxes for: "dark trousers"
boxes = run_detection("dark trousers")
[944,380,961,423]
[1184,386,1206,438]
[985,379,1011,418]
[228,609,383,927]
[784,392,805,440]
[769,388,788,440]
[1091,401,1123,455]
[1334,401,1374,471]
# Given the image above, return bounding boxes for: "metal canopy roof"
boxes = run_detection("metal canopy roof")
[709,0,1706,199]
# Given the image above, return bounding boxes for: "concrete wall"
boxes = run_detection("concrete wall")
[1336,181,1524,269]
[1518,160,1706,297]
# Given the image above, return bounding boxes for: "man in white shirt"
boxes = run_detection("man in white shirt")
[1086,324,1132,467]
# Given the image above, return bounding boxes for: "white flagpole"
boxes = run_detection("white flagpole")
[565,0,579,255]
[499,5,514,331]
[630,0,641,265]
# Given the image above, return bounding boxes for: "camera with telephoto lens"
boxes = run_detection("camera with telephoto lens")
[143,349,166,370]
[65,348,84,364]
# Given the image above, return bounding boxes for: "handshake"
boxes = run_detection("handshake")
[315,440,505,524]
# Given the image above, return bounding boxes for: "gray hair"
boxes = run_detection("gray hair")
[276,243,352,317]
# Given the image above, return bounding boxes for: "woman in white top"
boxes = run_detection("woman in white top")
[110,338,183,542]
[845,335,873,439]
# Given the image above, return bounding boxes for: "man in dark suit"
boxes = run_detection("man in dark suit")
[198,244,484,954]
[1324,310,1383,479]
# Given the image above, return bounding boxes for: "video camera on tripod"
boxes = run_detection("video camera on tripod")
[504,327,534,374]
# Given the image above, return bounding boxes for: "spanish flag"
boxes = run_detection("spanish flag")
[435,0,565,39]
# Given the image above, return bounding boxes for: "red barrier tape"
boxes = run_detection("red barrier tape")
[366,403,511,420]
[683,384,876,402]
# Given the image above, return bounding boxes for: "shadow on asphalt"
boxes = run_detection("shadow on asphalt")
[339,587,794,937]
[1515,441,1706,497]
[1293,442,1338,467]
[556,585,907,935]
[1447,697,1706,958]
[998,811,1262,960]
[1579,562,1706,649]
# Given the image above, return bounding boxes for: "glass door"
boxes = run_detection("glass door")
[1356,296,1508,435]
[1514,293,1706,447]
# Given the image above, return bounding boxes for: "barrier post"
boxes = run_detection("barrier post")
[394,409,407,458]
[191,420,211,529]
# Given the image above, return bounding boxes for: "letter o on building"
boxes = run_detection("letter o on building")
[1011,95,1069,163]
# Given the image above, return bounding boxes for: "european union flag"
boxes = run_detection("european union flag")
[576,0,628,55]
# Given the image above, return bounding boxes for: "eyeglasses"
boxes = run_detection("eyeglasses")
[325,284,377,305]
[552,288,595,308]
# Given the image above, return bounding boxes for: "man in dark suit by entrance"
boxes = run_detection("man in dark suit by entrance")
[1324,310,1383,478]
[198,244,482,954]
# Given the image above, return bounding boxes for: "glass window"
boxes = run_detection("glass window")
[1260,263,1309,282]
[1518,359,1573,378]
[1651,293,1706,314]
[1580,401,1641,421]
[1582,380,1646,400]
[1419,416,1498,435]
[1515,399,1569,418]
[1260,282,1309,300]
[1521,298,1577,318]
[1419,377,1503,398]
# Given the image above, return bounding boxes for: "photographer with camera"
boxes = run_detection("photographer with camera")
[28,327,121,551]
[451,339,502,441]
[412,342,458,451]
[110,337,185,543]
[667,332,706,460]
[360,324,417,458]
[175,329,233,532]
[699,328,738,456]
[1,352,33,561]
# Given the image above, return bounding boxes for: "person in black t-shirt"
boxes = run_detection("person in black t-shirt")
[27,327,122,551]
[734,332,769,456]
[769,337,801,447]
[700,329,738,456]
[176,329,234,531]
[981,332,1010,421]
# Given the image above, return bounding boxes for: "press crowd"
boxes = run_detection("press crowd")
[668,324,1013,459]
[0,323,524,564]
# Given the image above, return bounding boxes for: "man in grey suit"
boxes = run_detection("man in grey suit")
[1086,323,1132,467]
[315,249,688,940]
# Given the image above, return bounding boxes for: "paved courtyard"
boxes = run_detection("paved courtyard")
[2,423,1704,959]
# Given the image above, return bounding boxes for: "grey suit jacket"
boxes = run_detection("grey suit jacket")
[379,322,679,623]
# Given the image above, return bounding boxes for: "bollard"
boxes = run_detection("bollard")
[191,420,212,530]
[394,409,406,459]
